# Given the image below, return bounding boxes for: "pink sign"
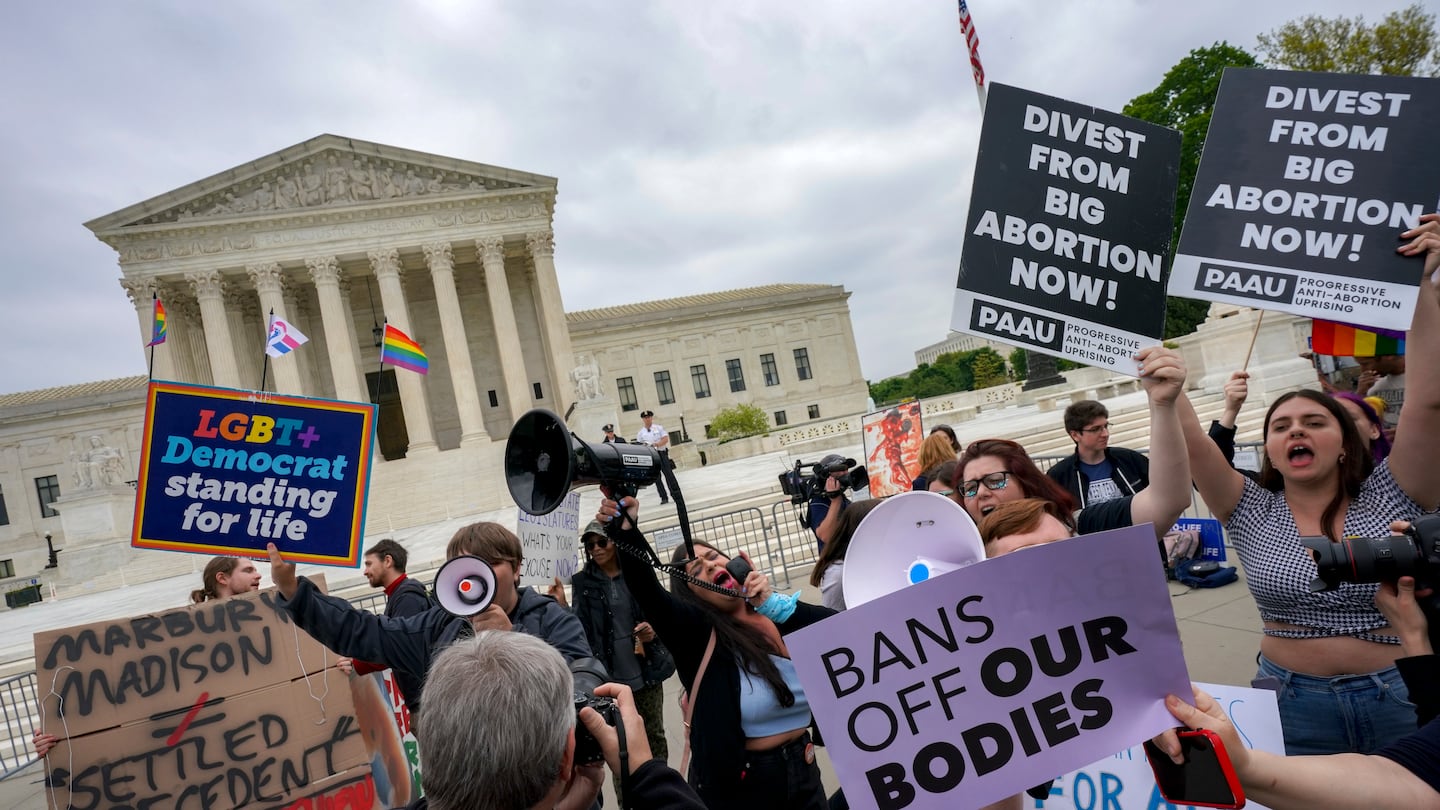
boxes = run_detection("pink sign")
[788,523,1191,810]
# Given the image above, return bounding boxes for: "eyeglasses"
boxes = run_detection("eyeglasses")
[1080,423,1110,435]
[583,536,610,550]
[960,471,1011,499]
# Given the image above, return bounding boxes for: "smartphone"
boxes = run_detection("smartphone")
[1142,729,1246,809]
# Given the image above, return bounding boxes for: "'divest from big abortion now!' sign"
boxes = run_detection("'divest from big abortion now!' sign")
[133,381,377,566]
[786,522,1191,810]
[1171,68,1440,328]
[953,83,1180,374]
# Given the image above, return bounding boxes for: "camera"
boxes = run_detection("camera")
[570,657,620,765]
[777,454,869,507]
[1302,514,1440,592]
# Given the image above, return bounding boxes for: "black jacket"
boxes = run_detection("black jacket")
[402,758,704,810]
[278,577,590,716]
[373,575,435,712]
[1047,446,1150,508]
[611,524,834,799]
[571,561,673,687]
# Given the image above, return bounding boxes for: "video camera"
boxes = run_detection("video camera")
[1303,513,1440,650]
[778,453,869,507]
[569,657,621,765]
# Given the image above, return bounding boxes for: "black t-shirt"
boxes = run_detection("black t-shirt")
[1075,495,1134,534]
[1375,716,1440,796]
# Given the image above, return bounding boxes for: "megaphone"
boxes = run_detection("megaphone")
[435,555,498,617]
[842,491,985,607]
[506,409,664,516]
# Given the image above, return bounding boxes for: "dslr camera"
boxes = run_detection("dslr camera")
[570,658,620,765]
[1302,514,1440,592]
[777,454,868,507]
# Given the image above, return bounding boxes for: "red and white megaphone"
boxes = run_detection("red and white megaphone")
[435,555,498,617]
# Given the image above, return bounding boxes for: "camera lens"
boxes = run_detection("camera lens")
[1303,534,1426,592]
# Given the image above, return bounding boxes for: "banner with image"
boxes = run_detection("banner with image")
[787,522,1191,810]
[1171,68,1440,327]
[861,403,924,498]
[133,381,377,566]
[953,83,1181,374]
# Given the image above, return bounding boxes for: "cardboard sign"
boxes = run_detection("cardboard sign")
[953,83,1181,374]
[517,490,582,587]
[788,523,1191,810]
[861,404,924,498]
[1040,683,1282,810]
[1171,68,1440,327]
[31,580,373,810]
[133,381,377,566]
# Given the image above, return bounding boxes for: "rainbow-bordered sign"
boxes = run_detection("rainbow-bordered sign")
[133,381,377,566]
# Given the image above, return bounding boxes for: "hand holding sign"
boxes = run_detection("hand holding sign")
[267,541,299,599]
[1155,688,1250,772]
[1399,213,1440,284]
[1136,347,1185,405]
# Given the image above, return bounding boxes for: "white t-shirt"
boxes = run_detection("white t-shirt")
[1369,373,1404,432]
[636,423,668,448]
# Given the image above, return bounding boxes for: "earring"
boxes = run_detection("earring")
[1338,454,1347,465]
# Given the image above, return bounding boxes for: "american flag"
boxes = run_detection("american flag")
[957,0,986,91]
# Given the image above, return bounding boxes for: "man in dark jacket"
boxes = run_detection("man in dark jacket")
[337,538,434,705]
[1046,400,1149,508]
[267,521,589,717]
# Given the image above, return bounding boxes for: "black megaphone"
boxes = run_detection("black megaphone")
[505,409,664,516]
[434,555,498,617]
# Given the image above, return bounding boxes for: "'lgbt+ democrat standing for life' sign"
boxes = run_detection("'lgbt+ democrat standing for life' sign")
[132,381,377,566]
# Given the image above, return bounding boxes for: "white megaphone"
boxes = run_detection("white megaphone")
[841,491,986,608]
[435,555,498,617]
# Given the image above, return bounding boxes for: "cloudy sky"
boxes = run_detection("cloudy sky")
[0,0,1379,394]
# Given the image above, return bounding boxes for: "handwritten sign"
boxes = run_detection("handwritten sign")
[1171,68,1440,327]
[788,524,1191,810]
[133,381,376,566]
[953,83,1180,373]
[517,490,581,586]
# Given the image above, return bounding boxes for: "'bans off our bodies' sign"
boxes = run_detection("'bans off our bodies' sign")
[133,381,377,566]
[786,523,1191,810]
[953,83,1181,374]
[1171,68,1440,327]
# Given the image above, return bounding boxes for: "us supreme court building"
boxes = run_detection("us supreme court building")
[0,135,868,586]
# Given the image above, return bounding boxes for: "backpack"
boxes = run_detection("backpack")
[1173,558,1239,589]
[1160,529,1201,578]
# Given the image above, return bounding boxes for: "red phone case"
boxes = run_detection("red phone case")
[1144,728,1247,809]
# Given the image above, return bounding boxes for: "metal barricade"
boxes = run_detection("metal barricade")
[0,671,40,780]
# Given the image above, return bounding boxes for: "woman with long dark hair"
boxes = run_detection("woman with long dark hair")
[596,496,832,809]
[1176,215,1440,755]
[809,498,884,611]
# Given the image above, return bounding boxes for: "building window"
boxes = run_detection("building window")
[0,559,12,579]
[808,404,821,420]
[488,389,499,407]
[774,410,788,426]
[690,365,711,399]
[760,353,779,386]
[533,382,544,399]
[654,371,675,405]
[616,377,638,412]
[794,348,813,381]
[725,359,746,392]
[0,484,8,526]
[35,475,60,519]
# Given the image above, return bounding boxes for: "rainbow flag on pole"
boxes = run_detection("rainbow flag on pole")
[381,324,429,374]
[146,299,168,347]
[1311,319,1406,357]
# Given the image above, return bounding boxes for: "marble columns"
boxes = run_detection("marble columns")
[120,277,174,380]
[423,242,488,444]
[185,271,242,389]
[246,262,305,394]
[307,256,366,403]
[370,248,437,452]
[477,237,531,420]
[526,230,574,414]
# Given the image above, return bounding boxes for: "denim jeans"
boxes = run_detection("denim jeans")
[1257,653,1418,756]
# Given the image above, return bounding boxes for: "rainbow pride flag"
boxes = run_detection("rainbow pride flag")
[1311,319,1405,357]
[381,324,428,374]
[146,299,168,347]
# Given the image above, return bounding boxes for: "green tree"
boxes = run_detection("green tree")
[708,403,768,440]
[1008,347,1028,381]
[971,348,1007,389]
[1257,4,1440,76]
[1124,42,1260,340]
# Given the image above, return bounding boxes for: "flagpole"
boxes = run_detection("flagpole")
[259,308,273,393]
[1241,311,1265,372]
[147,293,157,381]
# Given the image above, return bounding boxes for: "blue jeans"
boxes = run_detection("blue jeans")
[1256,653,1417,755]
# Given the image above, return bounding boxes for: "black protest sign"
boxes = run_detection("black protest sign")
[953,83,1181,374]
[1171,68,1440,328]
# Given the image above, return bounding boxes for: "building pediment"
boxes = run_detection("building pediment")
[85,134,557,235]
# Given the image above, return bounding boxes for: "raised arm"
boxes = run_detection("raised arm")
[1390,214,1440,511]
[1128,347,1192,537]
[1178,388,1246,524]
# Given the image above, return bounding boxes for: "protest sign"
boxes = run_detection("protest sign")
[517,489,581,587]
[32,580,374,810]
[1040,682,1282,810]
[788,523,1191,810]
[1171,68,1440,328]
[133,381,377,566]
[350,669,423,808]
[953,83,1181,374]
[862,403,923,498]
[1171,517,1226,562]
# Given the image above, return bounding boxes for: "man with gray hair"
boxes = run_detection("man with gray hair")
[410,631,703,810]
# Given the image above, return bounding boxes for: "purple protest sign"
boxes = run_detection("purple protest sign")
[787,523,1190,810]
